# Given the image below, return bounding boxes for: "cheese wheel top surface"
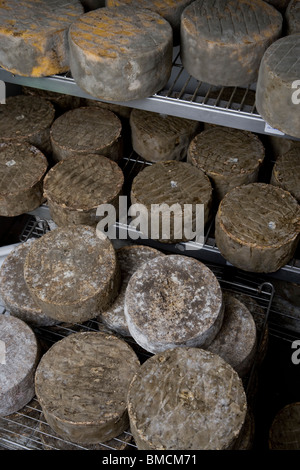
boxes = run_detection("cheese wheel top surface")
[0,141,48,197]
[269,402,300,450]
[260,33,300,81]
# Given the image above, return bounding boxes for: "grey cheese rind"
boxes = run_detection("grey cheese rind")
[270,148,300,202]
[285,0,300,34]
[269,402,300,450]
[180,0,283,87]
[24,226,121,324]
[127,347,247,450]
[215,183,300,273]
[0,315,40,416]
[34,331,140,444]
[68,6,173,102]
[124,254,224,354]
[256,34,300,139]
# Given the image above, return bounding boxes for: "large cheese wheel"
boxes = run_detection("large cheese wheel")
[68,6,173,102]
[269,402,300,450]
[43,154,124,227]
[130,160,213,244]
[0,141,48,217]
[180,0,282,87]
[35,331,140,444]
[215,183,300,273]
[187,127,265,202]
[24,226,121,324]
[256,34,300,139]
[124,254,224,354]
[0,0,84,77]
[270,148,300,202]
[129,109,200,163]
[0,315,40,416]
[285,0,300,34]
[127,347,247,450]
[50,107,123,162]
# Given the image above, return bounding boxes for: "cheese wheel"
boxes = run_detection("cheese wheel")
[22,86,81,115]
[130,160,213,244]
[0,240,57,327]
[35,331,140,444]
[43,154,124,227]
[129,109,200,163]
[124,254,224,354]
[0,141,48,217]
[0,95,55,156]
[0,315,40,416]
[272,278,300,307]
[215,183,300,273]
[187,127,265,202]
[24,226,121,324]
[266,135,300,160]
[256,34,300,139]
[68,6,173,102]
[269,402,300,450]
[207,293,257,377]
[50,107,123,162]
[270,148,300,202]
[127,347,247,450]
[285,0,300,34]
[99,245,165,337]
[0,0,84,77]
[180,0,282,87]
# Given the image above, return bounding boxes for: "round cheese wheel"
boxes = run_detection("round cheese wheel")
[269,402,300,450]
[35,331,140,444]
[0,0,84,77]
[50,107,123,162]
[256,34,300,139]
[285,0,300,34]
[129,108,200,163]
[0,315,40,416]
[215,183,300,273]
[24,226,121,324]
[43,154,124,227]
[130,160,213,244]
[68,6,173,102]
[180,0,282,87]
[99,244,165,337]
[266,135,300,160]
[187,127,265,202]
[21,87,81,115]
[270,148,300,202]
[127,347,247,450]
[124,254,224,354]
[0,141,48,217]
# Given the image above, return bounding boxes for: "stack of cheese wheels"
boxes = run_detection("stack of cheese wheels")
[50,107,123,162]
[105,0,195,44]
[99,245,165,337]
[127,347,247,450]
[124,254,224,354]
[215,183,300,273]
[43,154,124,227]
[0,94,55,156]
[130,160,213,244]
[207,292,257,378]
[285,0,300,34]
[0,141,48,217]
[256,34,300,139]
[0,0,84,77]
[0,240,57,327]
[180,0,282,87]
[269,402,300,450]
[129,109,200,163]
[187,127,265,202]
[270,148,300,202]
[35,331,140,444]
[23,226,121,324]
[0,315,40,416]
[68,6,173,102]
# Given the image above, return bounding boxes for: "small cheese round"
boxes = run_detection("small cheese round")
[24,226,121,324]
[285,0,300,34]
[180,0,282,87]
[124,254,224,354]
[256,34,300,139]
[0,0,84,77]
[0,315,40,416]
[35,331,140,444]
[0,141,48,217]
[215,183,300,273]
[269,402,300,450]
[129,108,200,163]
[270,148,300,202]
[187,127,265,201]
[68,6,173,102]
[127,347,247,450]
[50,107,123,162]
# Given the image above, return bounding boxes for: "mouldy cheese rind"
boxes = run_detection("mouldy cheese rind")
[285,0,300,35]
